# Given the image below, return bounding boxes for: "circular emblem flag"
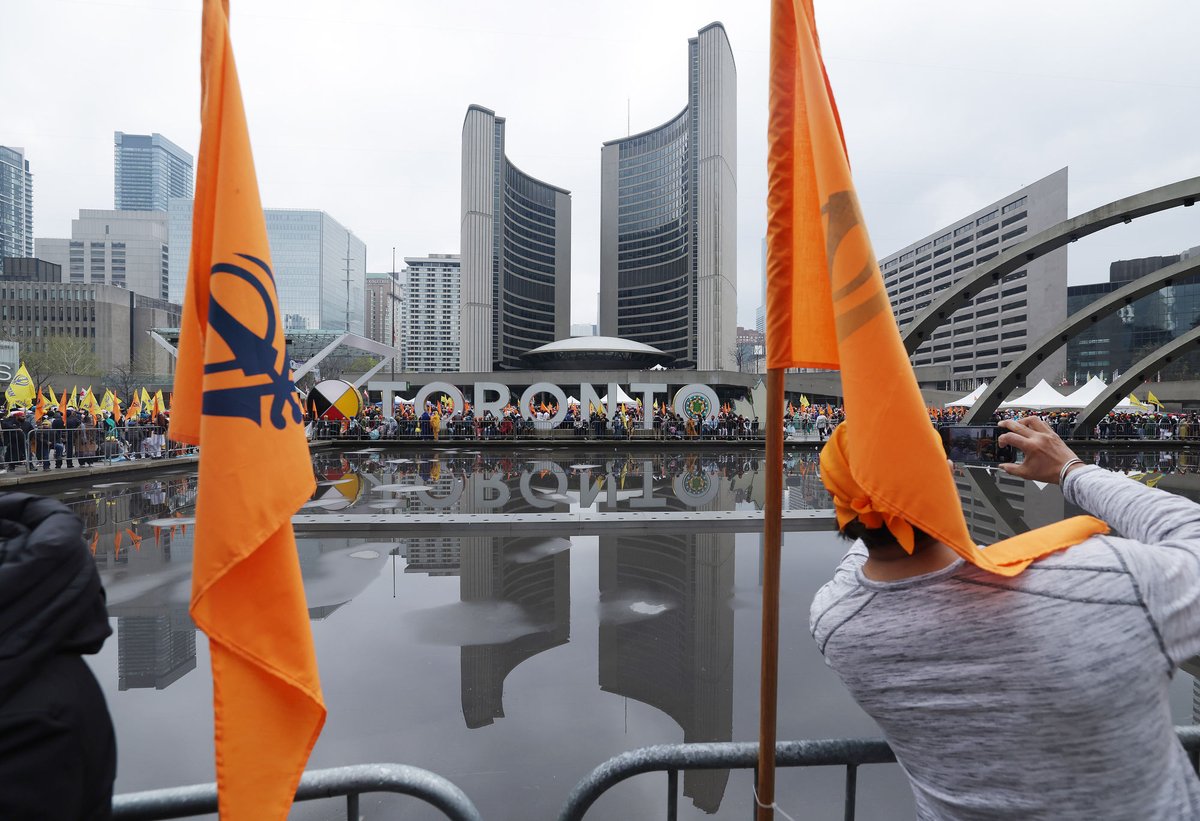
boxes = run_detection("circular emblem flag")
[682,392,712,420]
[309,380,362,421]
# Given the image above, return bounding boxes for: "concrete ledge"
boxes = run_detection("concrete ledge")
[290,508,838,536]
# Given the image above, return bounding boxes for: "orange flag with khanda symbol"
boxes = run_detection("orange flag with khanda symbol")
[765,0,1103,576]
[169,1,323,817]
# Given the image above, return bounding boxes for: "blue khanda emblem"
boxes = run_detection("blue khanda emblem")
[201,253,302,430]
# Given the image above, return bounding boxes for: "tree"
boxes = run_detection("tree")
[105,351,158,404]
[22,337,100,390]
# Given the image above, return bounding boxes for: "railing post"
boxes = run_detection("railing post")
[667,769,678,821]
[346,792,359,818]
[843,763,857,821]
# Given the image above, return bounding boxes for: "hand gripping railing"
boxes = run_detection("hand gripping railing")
[112,763,482,821]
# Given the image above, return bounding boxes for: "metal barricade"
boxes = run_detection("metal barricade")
[11,424,197,474]
[112,763,482,821]
[558,727,1200,821]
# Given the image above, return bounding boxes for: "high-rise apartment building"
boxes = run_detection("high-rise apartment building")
[114,132,194,212]
[401,254,461,372]
[36,209,169,300]
[460,105,571,371]
[0,147,33,275]
[364,271,401,348]
[881,167,1069,392]
[168,199,365,334]
[599,23,737,370]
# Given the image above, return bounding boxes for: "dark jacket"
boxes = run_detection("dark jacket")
[0,493,115,820]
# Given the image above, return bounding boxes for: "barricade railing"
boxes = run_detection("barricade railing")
[558,728,1200,821]
[307,419,768,443]
[112,763,482,821]
[111,728,1200,821]
[2,425,197,474]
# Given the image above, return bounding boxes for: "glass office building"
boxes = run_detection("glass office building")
[0,146,33,275]
[114,132,194,212]
[599,23,737,370]
[460,105,570,371]
[1066,249,1200,382]
[168,199,365,334]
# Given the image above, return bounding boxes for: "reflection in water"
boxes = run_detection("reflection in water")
[598,526,736,812]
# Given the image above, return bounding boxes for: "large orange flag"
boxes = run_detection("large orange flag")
[765,0,1104,576]
[170,1,324,817]
[766,0,975,560]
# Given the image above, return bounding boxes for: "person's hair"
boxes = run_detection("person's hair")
[839,518,934,552]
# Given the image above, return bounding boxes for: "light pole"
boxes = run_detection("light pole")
[390,246,397,381]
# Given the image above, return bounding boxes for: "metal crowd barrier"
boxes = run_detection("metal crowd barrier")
[111,728,1200,821]
[308,419,767,443]
[112,763,482,821]
[0,425,196,474]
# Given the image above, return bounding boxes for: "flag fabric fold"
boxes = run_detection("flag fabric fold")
[766,0,1099,577]
[169,1,324,817]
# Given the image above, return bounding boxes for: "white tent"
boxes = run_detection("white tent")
[1060,376,1108,408]
[946,383,989,408]
[649,364,667,371]
[1000,379,1072,410]
[600,387,637,405]
[566,396,579,406]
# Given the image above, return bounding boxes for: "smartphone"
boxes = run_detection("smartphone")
[939,425,1015,466]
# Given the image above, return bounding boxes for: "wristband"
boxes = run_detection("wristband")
[1058,458,1084,485]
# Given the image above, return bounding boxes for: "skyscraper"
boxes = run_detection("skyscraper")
[880,168,1069,392]
[168,199,366,334]
[460,105,571,371]
[114,132,194,212]
[400,254,461,372]
[599,23,737,370]
[36,209,170,300]
[0,146,33,275]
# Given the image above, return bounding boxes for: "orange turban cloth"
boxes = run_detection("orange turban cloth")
[820,424,1110,577]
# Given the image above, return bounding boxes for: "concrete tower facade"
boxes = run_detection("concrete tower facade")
[599,23,737,369]
[460,105,571,371]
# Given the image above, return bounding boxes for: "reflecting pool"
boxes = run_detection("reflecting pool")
[60,447,1200,819]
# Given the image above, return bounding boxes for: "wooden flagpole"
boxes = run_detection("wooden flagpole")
[756,367,785,819]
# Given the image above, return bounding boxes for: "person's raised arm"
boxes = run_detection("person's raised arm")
[998,416,1200,548]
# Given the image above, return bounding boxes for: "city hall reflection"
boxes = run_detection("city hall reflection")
[599,531,735,813]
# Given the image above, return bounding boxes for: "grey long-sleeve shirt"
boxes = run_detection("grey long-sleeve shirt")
[810,465,1200,820]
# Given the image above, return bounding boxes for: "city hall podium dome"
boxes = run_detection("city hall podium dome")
[522,336,674,371]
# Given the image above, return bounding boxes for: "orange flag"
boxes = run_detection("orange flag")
[169,2,324,817]
[766,0,1104,576]
[127,390,141,419]
[766,0,975,563]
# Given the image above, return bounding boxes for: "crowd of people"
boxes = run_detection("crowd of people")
[308,401,767,441]
[0,403,178,472]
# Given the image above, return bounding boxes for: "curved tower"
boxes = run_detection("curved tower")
[599,23,736,369]
[460,106,571,371]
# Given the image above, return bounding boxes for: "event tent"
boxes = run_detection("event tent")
[600,387,637,404]
[946,383,989,408]
[999,379,1072,410]
[1060,376,1108,408]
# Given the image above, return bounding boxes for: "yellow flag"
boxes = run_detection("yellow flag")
[4,364,36,406]
[101,390,115,413]
[47,386,59,407]
[152,389,166,417]
[1147,389,1163,409]
[141,387,152,408]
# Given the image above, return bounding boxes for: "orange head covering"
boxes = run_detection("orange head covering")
[820,423,1111,577]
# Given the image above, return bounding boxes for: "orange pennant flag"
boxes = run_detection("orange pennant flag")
[766,0,1104,576]
[169,2,324,817]
[767,0,970,544]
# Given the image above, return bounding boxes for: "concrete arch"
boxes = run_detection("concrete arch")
[901,177,1200,354]
[1071,326,1200,436]
[963,254,1200,423]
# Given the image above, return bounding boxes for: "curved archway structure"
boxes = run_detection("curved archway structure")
[963,254,1200,423]
[1071,325,1200,436]
[901,177,1200,355]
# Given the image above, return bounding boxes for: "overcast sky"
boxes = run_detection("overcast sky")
[4,0,1198,328]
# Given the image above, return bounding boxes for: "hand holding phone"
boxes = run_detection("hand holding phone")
[995,417,1083,484]
[940,425,1015,466]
